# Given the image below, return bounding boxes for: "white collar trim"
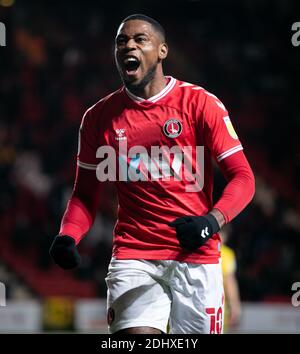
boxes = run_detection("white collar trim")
[126,76,176,103]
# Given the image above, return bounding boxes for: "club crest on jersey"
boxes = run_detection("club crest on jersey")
[115,128,127,141]
[163,119,182,138]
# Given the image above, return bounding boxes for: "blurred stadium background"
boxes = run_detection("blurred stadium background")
[0,0,299,333]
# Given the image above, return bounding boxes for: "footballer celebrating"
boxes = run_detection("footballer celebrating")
[49,14,255,334]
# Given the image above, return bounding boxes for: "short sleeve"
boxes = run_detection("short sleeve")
[201,91,243,162]
[77,108,99,170]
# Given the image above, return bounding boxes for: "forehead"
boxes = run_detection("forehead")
[116,20,156,37]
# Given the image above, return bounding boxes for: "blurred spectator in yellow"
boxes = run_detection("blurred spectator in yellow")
[220,225,241,332]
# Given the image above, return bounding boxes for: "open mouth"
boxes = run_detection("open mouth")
[123,56,140,76]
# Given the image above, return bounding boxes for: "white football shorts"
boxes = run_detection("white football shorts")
[105,258,224,334]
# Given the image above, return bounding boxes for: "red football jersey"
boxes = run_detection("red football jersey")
[77,77,243,263]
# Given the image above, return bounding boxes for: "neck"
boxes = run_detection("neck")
[127,67,167,99]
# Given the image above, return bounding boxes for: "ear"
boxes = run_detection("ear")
[158,43,168,60]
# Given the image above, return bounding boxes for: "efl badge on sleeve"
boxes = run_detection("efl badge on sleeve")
[223,116,238,139]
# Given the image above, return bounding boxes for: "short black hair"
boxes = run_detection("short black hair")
[121,14,166,42]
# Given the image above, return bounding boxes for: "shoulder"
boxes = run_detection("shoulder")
[175,79,226,112]
[176,79,205,99]
[80,87,124,127]
[86,87,124,117]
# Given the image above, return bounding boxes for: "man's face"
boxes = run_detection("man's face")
[115,20,167,90]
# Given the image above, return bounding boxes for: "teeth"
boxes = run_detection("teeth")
[124,57,138,64]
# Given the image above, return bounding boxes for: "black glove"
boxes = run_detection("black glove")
[49,235,81,269]
[169,214,220,251]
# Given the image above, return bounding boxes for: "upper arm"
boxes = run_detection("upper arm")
[74,108,102,212]
[200,91,243,163]
[77,108,99,171]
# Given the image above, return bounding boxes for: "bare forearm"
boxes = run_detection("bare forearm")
[209,208,226,229]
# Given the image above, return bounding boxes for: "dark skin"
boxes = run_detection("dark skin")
[115,19,168,99]
[115,327,162,335]
[113,19,225,335]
